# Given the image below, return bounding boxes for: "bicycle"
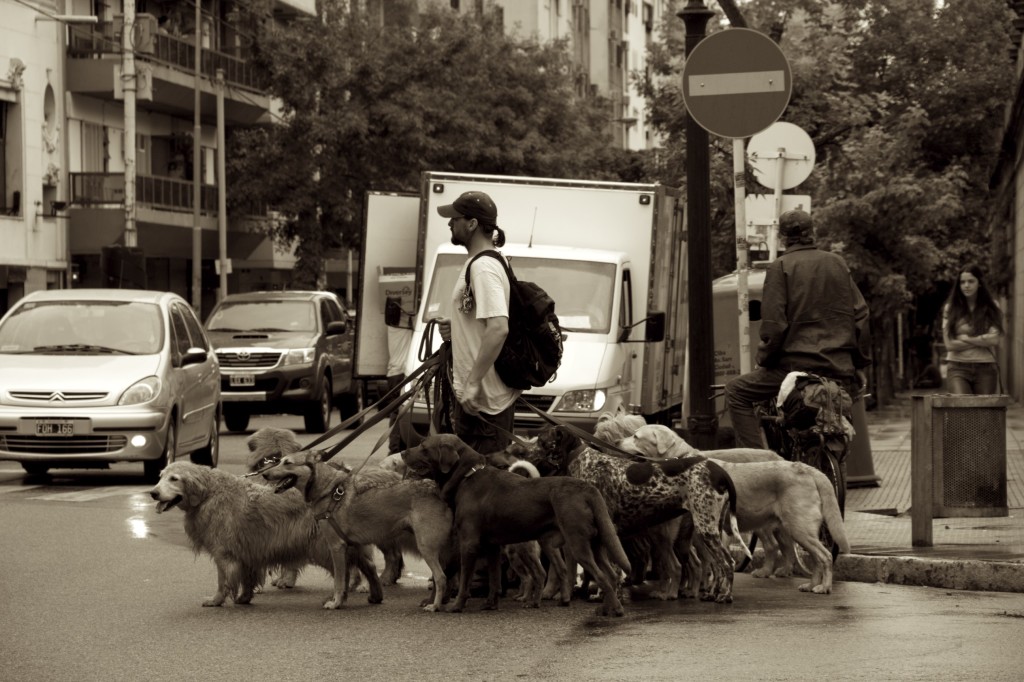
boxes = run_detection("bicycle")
[754,373,857,560]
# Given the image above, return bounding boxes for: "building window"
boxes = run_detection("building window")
[1,99,23,217]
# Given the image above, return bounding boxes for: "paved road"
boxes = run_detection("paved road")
[2,415,1023,681]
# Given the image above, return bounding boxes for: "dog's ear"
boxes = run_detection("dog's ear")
[182,467,207,508]
[437,443,460,474]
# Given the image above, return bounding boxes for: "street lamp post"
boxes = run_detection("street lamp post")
[679,0,718,450]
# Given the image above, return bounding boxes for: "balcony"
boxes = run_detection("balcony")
[70,172,217,214]
[66,16,272,125]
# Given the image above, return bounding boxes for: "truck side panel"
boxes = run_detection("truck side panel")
[355,192,419,378]
[640,189,687,416]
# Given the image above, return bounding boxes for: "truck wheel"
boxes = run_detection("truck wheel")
[337,389,363,428]
[223,406,250,433]
[304,377,332,433]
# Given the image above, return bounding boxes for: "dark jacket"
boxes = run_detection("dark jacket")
[756,243,871,378]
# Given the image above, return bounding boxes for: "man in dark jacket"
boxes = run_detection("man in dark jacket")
[725,209,872,448]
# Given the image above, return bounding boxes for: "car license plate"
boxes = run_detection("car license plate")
[35,420,76,437]
[230,374,256,387]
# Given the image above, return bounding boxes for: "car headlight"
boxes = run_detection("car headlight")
[282,348,316,366]
[554,389,606,413]
[119,376,162,406]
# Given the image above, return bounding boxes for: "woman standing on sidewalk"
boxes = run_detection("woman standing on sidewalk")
[942,264,1004,395]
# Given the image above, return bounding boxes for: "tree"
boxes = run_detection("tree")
[228,2,619,289]
[639,0,1014,402]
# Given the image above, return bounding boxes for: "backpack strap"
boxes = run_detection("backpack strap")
[465,249,514,290]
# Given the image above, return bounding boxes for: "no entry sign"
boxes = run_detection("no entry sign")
[682,28,792,139]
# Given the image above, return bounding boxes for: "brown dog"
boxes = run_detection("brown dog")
[262,451,456,611]
[402,434,631,617]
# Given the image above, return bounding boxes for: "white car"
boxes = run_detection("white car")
[0,289,220,481]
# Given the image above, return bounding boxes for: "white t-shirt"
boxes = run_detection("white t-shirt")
[450,253,520,414]
[386,326,413,377]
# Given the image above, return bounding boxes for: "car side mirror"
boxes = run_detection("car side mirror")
[644,311,666,343]
[326,320,348,336]
[181,347,208,367]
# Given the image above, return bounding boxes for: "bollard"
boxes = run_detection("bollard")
[847,397,881,487]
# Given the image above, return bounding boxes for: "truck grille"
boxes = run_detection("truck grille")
[216,351,282,369]
[0,434,128,454]
[519,394,555,411]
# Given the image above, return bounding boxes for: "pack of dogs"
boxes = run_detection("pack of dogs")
[148,412,850,616]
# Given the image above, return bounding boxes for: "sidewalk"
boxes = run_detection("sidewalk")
[832,391,1024,593]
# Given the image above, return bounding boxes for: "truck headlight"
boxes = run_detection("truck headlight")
[554,389,606,413]
[282,348,316,366]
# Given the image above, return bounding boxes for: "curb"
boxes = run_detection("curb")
[835,554,1024,594]
[734,547,1024,593]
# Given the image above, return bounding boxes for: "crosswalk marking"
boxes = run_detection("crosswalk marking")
[26,486,151,502]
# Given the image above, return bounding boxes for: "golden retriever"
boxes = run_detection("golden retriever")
[262,451,455,612]
[150,461,381,608]
[619,424,850,594]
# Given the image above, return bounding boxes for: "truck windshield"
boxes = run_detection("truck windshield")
[207,301,317,333]
[423,254,616,334]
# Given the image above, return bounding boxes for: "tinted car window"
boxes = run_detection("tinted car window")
[169,305,193,358]
[177,303,210,351]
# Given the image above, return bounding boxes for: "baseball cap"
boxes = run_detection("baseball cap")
[778,209,813,238]
[436,191,498,225]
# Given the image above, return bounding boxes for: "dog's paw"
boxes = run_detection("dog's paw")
[595,604,625,617]
[201,597,224,607]
[422,604,440,612]
[367,593,384,605]
[521,601,540,609]
[322,596,345,609]
[750,567,772,579]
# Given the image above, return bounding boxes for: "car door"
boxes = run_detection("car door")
[322,297,350,395]
[169,302,215,451]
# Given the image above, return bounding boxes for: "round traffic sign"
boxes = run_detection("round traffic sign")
[748,122,816,190]
[682,28,792,139]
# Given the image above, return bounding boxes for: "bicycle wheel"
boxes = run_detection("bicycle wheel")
[818,444,847,562]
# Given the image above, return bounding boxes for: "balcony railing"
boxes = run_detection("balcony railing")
[67,20,266,93]
[71,172,218,214]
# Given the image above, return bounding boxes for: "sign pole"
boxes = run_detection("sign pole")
[679,0,718,451]
[770,147,786,261]
[733,138,751,374]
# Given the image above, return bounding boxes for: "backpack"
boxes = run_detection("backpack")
[464,250,563,390]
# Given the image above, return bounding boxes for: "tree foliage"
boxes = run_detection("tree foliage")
[640,0,1014,398]
[228,1,620,288]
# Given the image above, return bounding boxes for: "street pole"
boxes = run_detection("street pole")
[679,0,718,450]
[191,0,202,313]
[216,68,228,300]
[123,0,137,248]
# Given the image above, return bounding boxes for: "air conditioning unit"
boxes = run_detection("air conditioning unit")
[112,13,157,54]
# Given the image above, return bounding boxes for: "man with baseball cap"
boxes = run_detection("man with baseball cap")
[434,190,519,454]
[724,209,872,448]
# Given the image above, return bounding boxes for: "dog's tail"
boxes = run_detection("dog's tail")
[509,460,541,479]
[589,492,632,575]
[706,460,738,517]
[812,467,851,554]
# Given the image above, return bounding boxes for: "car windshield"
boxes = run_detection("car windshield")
[206,300,317,333]
[0,300,164,355]
[423,254,617,334]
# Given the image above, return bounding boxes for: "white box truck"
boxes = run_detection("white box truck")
[355,172,687,434]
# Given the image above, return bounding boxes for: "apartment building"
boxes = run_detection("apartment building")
[376,0,669,151]
[1,0,316,318]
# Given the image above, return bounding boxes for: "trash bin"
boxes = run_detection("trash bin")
[911,394,1009,519]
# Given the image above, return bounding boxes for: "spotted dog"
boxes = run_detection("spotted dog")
[534,425,744,603]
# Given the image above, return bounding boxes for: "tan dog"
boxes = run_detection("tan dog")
[593,412,647,443]
[149,461,379,608]
[402,434,631,617]
[247,427,404,587]
[619,424,850,594]
[262,451,455,612]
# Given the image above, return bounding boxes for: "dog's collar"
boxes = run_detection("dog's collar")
[463,463,486,479]
[313,485,355,545]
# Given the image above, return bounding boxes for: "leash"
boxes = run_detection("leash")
[513,398,663,461]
